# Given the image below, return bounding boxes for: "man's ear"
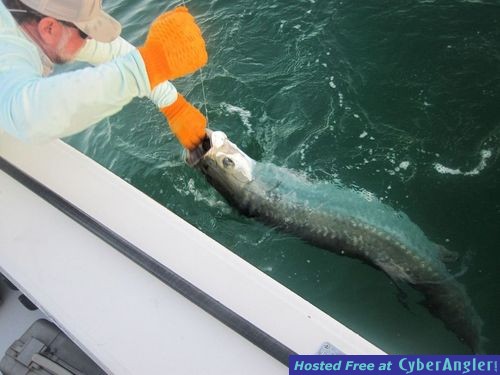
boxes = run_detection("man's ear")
[37,17,63,46]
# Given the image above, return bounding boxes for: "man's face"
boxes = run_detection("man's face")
[23,17,88,64]
[51,22,88,64]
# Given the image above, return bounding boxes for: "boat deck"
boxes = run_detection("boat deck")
[0,132,383,374]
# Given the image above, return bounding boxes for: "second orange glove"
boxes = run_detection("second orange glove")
[161,94,207,150]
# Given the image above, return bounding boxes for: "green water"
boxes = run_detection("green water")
[66,0,500,354]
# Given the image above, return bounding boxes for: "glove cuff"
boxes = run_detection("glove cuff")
[161,95,207,150]
[138,44,170,90]
[161,94,188,120]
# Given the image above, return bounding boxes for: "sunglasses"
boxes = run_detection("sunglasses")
[8,8,89,39]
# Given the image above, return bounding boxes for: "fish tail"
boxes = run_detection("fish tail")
[418,279,484,353]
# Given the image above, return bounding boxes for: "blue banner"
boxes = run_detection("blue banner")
[289,355,500,375]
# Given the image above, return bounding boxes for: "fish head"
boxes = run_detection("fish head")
[186,130,256,196]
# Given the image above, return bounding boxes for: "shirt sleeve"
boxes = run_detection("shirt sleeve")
[75,37,136,65]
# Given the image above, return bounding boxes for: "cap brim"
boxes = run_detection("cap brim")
[74,10,121,43]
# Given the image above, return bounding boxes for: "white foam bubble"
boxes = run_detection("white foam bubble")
[434,164,461,175]
[338,92,344,107]
[389,160,411,176]
[358,188,376,202]
[433,149,493,176]
[222,103,253,134]
[481,149,492,158]
[399,161,410,170]
[260,266,273,272]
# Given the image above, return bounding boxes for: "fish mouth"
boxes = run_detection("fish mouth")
[185,129,214,167]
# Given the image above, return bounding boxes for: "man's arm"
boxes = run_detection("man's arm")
[0,38,150,141]
[74,35,207,150]
[75,37,135,65]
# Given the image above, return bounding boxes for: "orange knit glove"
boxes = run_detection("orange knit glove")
[161,95,207,150]
[138,6,208,89]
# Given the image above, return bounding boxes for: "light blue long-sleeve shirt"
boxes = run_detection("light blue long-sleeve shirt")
[0,3,153,142]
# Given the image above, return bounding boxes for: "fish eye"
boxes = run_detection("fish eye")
[222,157,235,168]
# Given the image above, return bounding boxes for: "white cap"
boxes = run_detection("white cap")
[19,0,121,42]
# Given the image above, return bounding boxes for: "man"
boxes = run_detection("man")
[0,0,207,150]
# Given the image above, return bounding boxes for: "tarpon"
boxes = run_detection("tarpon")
[187,130,483,352]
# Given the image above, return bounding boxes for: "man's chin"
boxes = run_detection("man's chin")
[52,55,72,65]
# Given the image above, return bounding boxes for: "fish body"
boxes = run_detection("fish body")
[188,130,483,352]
